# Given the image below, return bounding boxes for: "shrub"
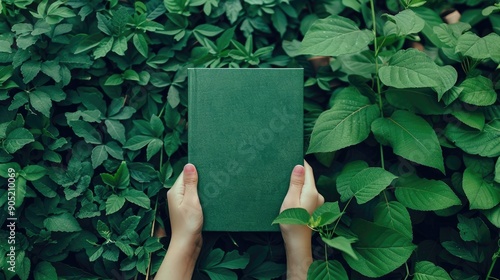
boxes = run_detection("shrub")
[0,0,499,279]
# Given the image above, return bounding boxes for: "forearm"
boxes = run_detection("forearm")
[285,241,313,280]
[155,236,202,280]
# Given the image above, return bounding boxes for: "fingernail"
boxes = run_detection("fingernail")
[293,165,304,175]
[184,163,195,174]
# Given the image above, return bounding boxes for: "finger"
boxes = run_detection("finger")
[167,170,185,203]
[183,163,199,198]
[302,160,316,193]
[317,194,325,206]
[285,165,305,205]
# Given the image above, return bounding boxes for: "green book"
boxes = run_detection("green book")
[188,68,303,231]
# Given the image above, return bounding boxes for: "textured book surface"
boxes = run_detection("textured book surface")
[188,68,303,231]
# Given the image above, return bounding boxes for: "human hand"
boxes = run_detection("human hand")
[155,163,203,280]
[166,163,203,248]
[156,164,203,280]
[280,161,324,243]
[279,161,324,279]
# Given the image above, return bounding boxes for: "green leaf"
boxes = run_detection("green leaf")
[30,90,52,117]
[312,202,341,224]
[34,261,57,280]
[307,260,348,280]
[456,32,500,61]
[336,161,368,202]
[4,128,34,154]
[44,212,82,232]
[379,49,456,92]
[89,246,104,262]
[104,74,123,86]
[74,33,103,54]
[101,161,130,189]
[458,76,497,106]
[0,163,20,178]
[164,131,181,156]
[91,145,108,169]
[445,121,500,157]
[451,108,485,130]
[496,157,500,184]
[41,60,61,82]
[350,167,397,204]
[164,0,189,14]
[93,37,114,59]
[463,154,494,177]
[344,219,416,278]
[116,241,134,257]
[433,22,471,48]
[124,135,153,150]
[384,9,425,36]
[300,16,373,56]
[374,201,412,239]
[457,214,490,244]
[312,202,342,224]
[119,215,141,233]
[483,205,500,228]
[21,60,41,83]
[322,236,357,260]
[106,194,126,214]
[20,165,46,181]
[150,115,164,137]
[413,261,452,280]
[462,168,500,210]
[337,51,376,79]
[413,7,445,47]
[307,87,380,154]
[272,208,310,225]
[395,175,461,211]
[69,120,102,144]
[123,189,150,208]
[432,65,458,98]
[441,240,483,263]
[105,120,126,144]
[371,110,445,173]
[133,33,148,57]
[147,138,163,161]
[385,88,448,115]
[123,69,140,81]
[216,250,249,269]
[224,0,242,24]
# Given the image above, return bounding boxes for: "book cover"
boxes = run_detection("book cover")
[188,68,303,231]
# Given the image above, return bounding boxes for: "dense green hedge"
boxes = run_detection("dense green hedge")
[0,0,499,279]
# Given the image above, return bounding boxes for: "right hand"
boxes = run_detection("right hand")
[279,161,324,248]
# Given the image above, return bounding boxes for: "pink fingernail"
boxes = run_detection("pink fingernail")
[184,163,195,173]
[293,165,304,175]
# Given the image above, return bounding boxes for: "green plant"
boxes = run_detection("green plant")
[0,0,499,279]
[273,0,500,279]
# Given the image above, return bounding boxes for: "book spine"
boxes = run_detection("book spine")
[187,69,195,163]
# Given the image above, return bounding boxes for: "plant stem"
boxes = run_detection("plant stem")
[331,197,353,236]
[403,262,410,280]
[324,243,328,262]
[145,195,160,279]
[486,246,500,279]
[369,0,386,171]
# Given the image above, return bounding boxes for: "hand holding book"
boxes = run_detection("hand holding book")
[279,161,325,280]
[155,161,324,279]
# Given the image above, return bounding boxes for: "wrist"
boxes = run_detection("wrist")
[169,233,203,256]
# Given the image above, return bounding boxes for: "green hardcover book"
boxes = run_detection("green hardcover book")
[188,68,303,231]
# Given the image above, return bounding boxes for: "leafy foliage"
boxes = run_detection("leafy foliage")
[0,0,499,279]
[274,0,500,279]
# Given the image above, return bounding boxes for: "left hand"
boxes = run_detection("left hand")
[167,163,203,247]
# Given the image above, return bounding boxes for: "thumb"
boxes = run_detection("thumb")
[183,163,198,197]
[284,165,305,206]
